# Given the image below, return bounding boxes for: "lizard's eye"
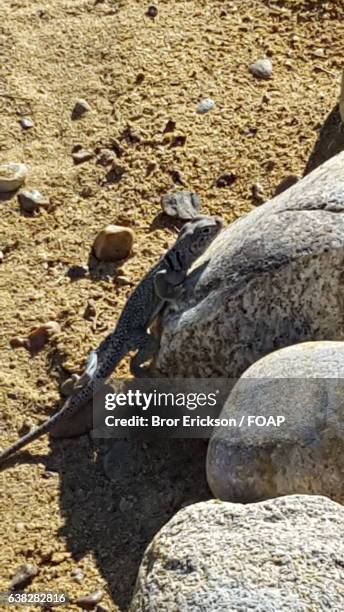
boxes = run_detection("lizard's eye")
[202,227,210,234]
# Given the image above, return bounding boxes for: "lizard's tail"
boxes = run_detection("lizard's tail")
[0,383,93,465]
[0,340,127,466]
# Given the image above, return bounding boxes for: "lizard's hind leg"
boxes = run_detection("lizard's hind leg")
[130,333,159,378]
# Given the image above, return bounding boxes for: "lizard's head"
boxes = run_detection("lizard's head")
[178,215,223,261]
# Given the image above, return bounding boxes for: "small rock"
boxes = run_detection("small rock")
[163,119,176,133]
[19,117,34,130]
[313,48,326,58]
[18,189,49,213]
[72,99,91,120]
[10,336,27,348]
[26,321,61,352]
[84,301,97,320]
[75,590,103,610]
[274,174,300,196]
[161,191,201,220]
[71,568,85,584]
[80,185,93,198]
[0,163,27,192]
[19,419,34,436]
[196,98,215,114]
[51,551,70,564]
[93,225,134,261]
[215,172,237,188]
[42,470,58,479]
[10,564,38,590]
[116,275,131,286]
[67,264,89,279]
[105,163,126,183]
[249,58,273,79]
[0,250,3,263]
[96,149,115,166]
[251,182,266,205]
[146,5,158,18]
[72,149,94,164]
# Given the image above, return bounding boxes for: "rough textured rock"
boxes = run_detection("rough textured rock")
[155,151,344,378]
[93,224,134,261]
[130,496,344,612]
[161,191,201,220]
[207,341,344,503]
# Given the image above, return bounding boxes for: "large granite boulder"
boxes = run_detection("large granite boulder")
[207,341,344,504]
[155,151,344,378]
[130,496,344,611]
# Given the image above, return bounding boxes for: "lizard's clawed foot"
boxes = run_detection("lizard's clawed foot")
[60,373,81,397]
[130,334,159,378]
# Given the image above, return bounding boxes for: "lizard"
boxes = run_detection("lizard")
[0,215,223,464]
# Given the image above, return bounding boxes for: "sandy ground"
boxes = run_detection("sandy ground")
[0,0,343,610]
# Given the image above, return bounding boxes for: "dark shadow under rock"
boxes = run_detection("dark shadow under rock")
[304,104,344,175]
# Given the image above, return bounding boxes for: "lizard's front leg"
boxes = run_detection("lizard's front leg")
[154,269,186,308]
[130,332,159,378]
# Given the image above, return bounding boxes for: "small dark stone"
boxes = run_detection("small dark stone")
[170,170,185,186]
[96,149,115,166]
[105,164,125,183]
[146,5,158,18]
[75,590,103,610]
[19,117,34,130]
[42,470,59,479]
[163,119,176,133]
[72,149,94,164]
[80,185,93,198]
[67,264,89,279]
[161,191,201,220]
[10,564,38,590]
[251,182,266,206]
[215,172,237,188]
[84,301,97,320]
[72,99,91,120]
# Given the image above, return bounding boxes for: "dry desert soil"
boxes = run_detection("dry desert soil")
[0,0,343,610]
